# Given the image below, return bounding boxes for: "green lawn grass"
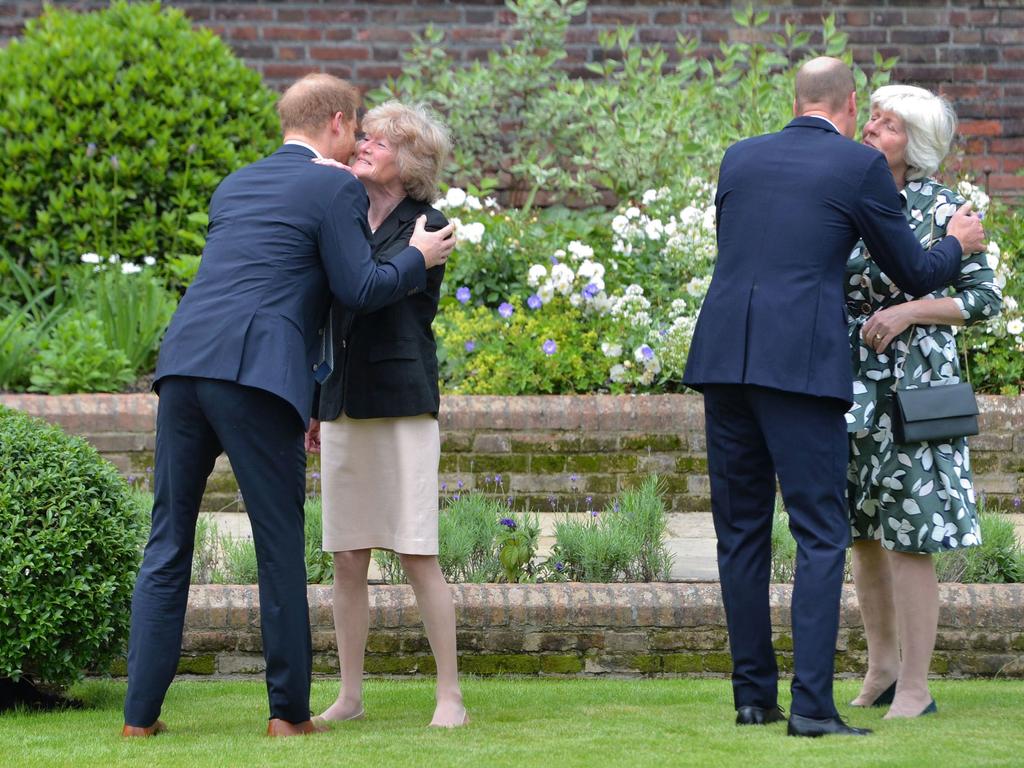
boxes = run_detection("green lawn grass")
[2,678,1022,768]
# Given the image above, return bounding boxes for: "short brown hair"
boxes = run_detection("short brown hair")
[361,102,451,203]
[794,57,856,113]
[276,73,361,135]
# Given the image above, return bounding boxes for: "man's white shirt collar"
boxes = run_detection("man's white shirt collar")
[806,115,840,134]
[284,139,323,159]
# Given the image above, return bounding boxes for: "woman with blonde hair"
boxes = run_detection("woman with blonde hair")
[307,101,468,728]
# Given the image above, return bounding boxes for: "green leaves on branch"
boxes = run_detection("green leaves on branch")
[374,0,894,206]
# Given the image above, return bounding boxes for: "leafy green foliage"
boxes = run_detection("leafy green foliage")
[0,406,144,688]
[496,513,542,583]
[374,1,893,207]
[0,0,279,299]
[546,476,673,582]
[936,507,1024,584]
[28,310,135,394]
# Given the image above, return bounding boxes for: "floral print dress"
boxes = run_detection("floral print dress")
[845,179,1002,553]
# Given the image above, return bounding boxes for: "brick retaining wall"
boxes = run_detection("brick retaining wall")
[114,582,1024,679]
[1,1,1021,197]
[1,393,1021,514]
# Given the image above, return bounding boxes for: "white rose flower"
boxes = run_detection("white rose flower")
[484,196,499,209]
[625,206,640,219]
[537,282,555,304]
[1007,318,1024,336]
[567,240,594,260]
[551,262,575,284]
[527,264,548,287]
[601,342,623,358]
[1004,296,1018,312]
[679,206,702,226]
[986,241,1001,270]
[643,218,664,241]
[609,363,628,383]
[143,256,157,266]
[638,369,655,386]
[464,195,482,210]
[641,189,659,205]
[121,262,142,275]
[80,253,101,264]
[445,187,467,208]
[456,221,485,245]
[569,293,582,307]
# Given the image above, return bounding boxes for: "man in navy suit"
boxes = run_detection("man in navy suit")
[683,57,986,737]
[122,74,456,738]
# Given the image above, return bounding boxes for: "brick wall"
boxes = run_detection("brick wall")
[1,1,1021,196]
[2,393,1021,513]
[122,582,1024,678]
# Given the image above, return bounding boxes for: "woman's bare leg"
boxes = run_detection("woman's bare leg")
[317,549,372,721]
[398,553,467,727]
[850,539,900,705]
[884,550,938,718]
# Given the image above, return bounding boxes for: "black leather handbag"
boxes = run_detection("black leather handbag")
[892,381,979,444]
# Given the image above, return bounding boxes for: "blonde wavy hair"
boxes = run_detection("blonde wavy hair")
[360,101,451,202]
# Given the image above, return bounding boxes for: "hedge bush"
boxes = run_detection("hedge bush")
[0,0,280,298]
[0,406,145,689]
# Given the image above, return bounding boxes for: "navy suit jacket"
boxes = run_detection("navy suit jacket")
[154,145,426,427]
[682,117,963,404]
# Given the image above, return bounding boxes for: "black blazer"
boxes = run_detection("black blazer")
[155,145,426,428]
[682,117,962,404]
[318,197,447,420]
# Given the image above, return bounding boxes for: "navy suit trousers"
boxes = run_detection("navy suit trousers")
[124,376,311,726]
[702,384,849,720]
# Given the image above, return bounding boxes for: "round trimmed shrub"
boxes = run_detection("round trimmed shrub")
[0,0,280,294]
[0,406,144,688]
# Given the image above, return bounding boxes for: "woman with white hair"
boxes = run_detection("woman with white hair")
[307,101,468,728]
[844,85,1001,718]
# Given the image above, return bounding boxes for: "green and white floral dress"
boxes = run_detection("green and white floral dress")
[845,179,1002,553]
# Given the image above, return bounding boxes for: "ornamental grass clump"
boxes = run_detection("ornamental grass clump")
[0,406,146,693]
[548,475,673,582]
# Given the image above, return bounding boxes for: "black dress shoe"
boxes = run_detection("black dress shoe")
[736,705,786,725]
[787,714,872,737]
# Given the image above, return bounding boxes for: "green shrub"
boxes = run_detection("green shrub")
[0,406,143,689]
[547,476,673,582]
[496,512,541,583]
[28,310,135,394]
[0,271,63,391]
[304,497,333,585]
[375,2,892,206]
[0,0,279,298]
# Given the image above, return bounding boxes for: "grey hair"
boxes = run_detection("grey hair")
[360,101,451,203]
[870,84,957,181]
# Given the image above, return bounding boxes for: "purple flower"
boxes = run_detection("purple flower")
[582,283,599,299]
[110,154,120,172]
[499,517,517,530]
[498,302,515,318]
[613,501,620,513]
[465,340,476,353]
[527,294,542,310]
[441,482,448,491]
[457,479,465,489]
[585,496,592,505]
[570,474,578,483]
[1013,496,1021,508]
[453,493,460,501]
[506,496,514,507]
[187,143,198,156]
[591,509,600,517]
[550,254,560,265]
[639,344,654,360]
[456,286,471,304]
[542,339,557,355]
[311,472,321,480]
[494,474,502,485]
[85,143,97,158]
[555,561,565,572]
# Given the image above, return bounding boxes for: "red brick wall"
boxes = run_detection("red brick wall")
[1,1,1021,196]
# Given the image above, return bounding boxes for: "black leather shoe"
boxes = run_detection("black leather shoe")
[787,714,872,737]
[736,705,786,725]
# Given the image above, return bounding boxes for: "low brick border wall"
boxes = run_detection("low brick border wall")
[129,583,1024,679]
[2,393,1022,513]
